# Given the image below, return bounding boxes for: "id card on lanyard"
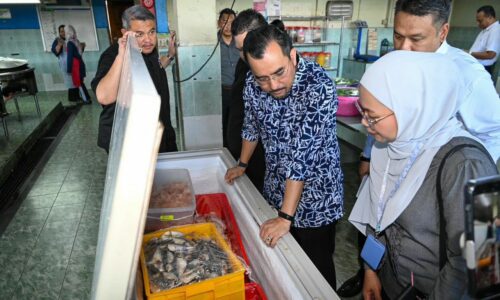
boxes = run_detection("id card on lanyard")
[361,143,423,270]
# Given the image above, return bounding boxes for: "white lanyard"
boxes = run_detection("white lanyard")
[376,143,423,233]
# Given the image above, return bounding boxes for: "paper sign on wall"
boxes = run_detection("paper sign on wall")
[367,28,378,52]
[253,0,281,18]
[0,8,11,19]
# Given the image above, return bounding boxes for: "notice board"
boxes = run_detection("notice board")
[38,6,99,52]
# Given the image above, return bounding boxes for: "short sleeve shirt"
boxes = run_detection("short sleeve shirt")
[469,21,500,66]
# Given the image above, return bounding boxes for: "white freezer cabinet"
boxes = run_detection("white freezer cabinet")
[152,149,339,299]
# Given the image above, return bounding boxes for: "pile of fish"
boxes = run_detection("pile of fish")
[145,230,232,293]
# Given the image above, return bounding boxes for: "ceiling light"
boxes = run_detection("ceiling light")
[0,0,41,3]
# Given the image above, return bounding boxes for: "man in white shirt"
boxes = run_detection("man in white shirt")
[470,5,500,76]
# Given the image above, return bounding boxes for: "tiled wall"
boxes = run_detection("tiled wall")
[176,44,223,149]
[177,45,222,117]
[0,28,111,92]
[447,27,479,50]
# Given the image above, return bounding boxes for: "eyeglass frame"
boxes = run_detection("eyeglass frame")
[253,60,292,85]
[134,29,157,40]
[354,100,394,128]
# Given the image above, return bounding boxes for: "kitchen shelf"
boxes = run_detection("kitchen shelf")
[294,42,340,47]
[276,15,346,77]
[269,15,349,21]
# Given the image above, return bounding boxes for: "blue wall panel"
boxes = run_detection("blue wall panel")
[155,0,169,33]
[0,5,39,30]
[0,2,108,30]
[92,0,108,28]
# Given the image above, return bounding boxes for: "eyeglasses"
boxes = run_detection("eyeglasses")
[354,100,394,128]
[134,29,156,40]
[254,64,289,85]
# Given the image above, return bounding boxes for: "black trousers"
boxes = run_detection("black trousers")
[290,221,337,290]
[357,231,366,268]
[159,124,178,153]
[221,86,232,148]
[485,64,494,76]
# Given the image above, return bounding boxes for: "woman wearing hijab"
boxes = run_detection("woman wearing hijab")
[66,25,91,104]
[349,51,498,299]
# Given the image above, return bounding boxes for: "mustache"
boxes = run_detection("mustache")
[139,44,154,52]
[269,87,286,94]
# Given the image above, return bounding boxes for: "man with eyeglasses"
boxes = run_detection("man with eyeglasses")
[92,5,177,153]
[338,0,500,297]
[225,25,343,291]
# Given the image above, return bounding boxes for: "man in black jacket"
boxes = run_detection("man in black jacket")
[91,5,177,153]
[226,9,267,192]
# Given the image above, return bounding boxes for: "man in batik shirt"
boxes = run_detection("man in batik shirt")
[225,25,343,290]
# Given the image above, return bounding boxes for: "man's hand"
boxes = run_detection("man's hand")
[260,217,291,248]
[168,31,177,58]
[363,269,382,300]
[359,161,370,178]
[224,166,245,184]
[118,31,135,56]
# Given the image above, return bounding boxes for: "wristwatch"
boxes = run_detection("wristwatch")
[278,210,295,222]
[167,55,174,62]
[237,159,248,168]
[360,153,370,162]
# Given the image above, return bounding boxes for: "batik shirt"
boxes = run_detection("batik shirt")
[242,56,344,228]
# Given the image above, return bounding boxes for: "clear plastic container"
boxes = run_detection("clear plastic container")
[316,52,326,66]
[288,26,297,43]
[301,52,311,62]
[146,168,196,232]
[313,27,322,43]
[323,52,331,68]
[310,52,319,63]
[296,27,305,44]
[304,27,313,43]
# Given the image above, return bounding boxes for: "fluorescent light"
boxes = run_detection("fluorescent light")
[0,0,41,3]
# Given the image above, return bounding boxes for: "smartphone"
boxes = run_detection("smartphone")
[464,175,500,299]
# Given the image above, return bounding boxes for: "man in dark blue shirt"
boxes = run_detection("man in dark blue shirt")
[218,8,239,147]
[225,25,343,290]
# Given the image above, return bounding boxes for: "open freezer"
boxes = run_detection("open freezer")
[90,33,338,300]
[155,149,338,299]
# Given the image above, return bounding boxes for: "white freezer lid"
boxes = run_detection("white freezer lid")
[156,149,339,299]
[91,36,163,300]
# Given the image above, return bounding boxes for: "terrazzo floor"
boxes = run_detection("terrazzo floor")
[0,92,64,169]
[0,90,362,300]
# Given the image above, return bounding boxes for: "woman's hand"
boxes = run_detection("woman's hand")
[363,269,382,300]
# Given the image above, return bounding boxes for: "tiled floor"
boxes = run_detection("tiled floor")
[0,91,106,300]
[0,91,362,299]
[0,93,62,169]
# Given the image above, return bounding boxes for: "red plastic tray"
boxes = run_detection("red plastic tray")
[195,193,250,266]
[196,194,268,300]
[245,282,268,300]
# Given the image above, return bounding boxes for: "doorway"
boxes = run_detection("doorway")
[105,0,134,44]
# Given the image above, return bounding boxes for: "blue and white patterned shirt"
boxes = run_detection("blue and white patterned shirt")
[242,57,344,228]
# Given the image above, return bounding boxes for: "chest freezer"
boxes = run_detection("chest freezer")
[90,35,338,300]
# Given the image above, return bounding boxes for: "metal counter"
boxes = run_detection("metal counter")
[337,115,367,151]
